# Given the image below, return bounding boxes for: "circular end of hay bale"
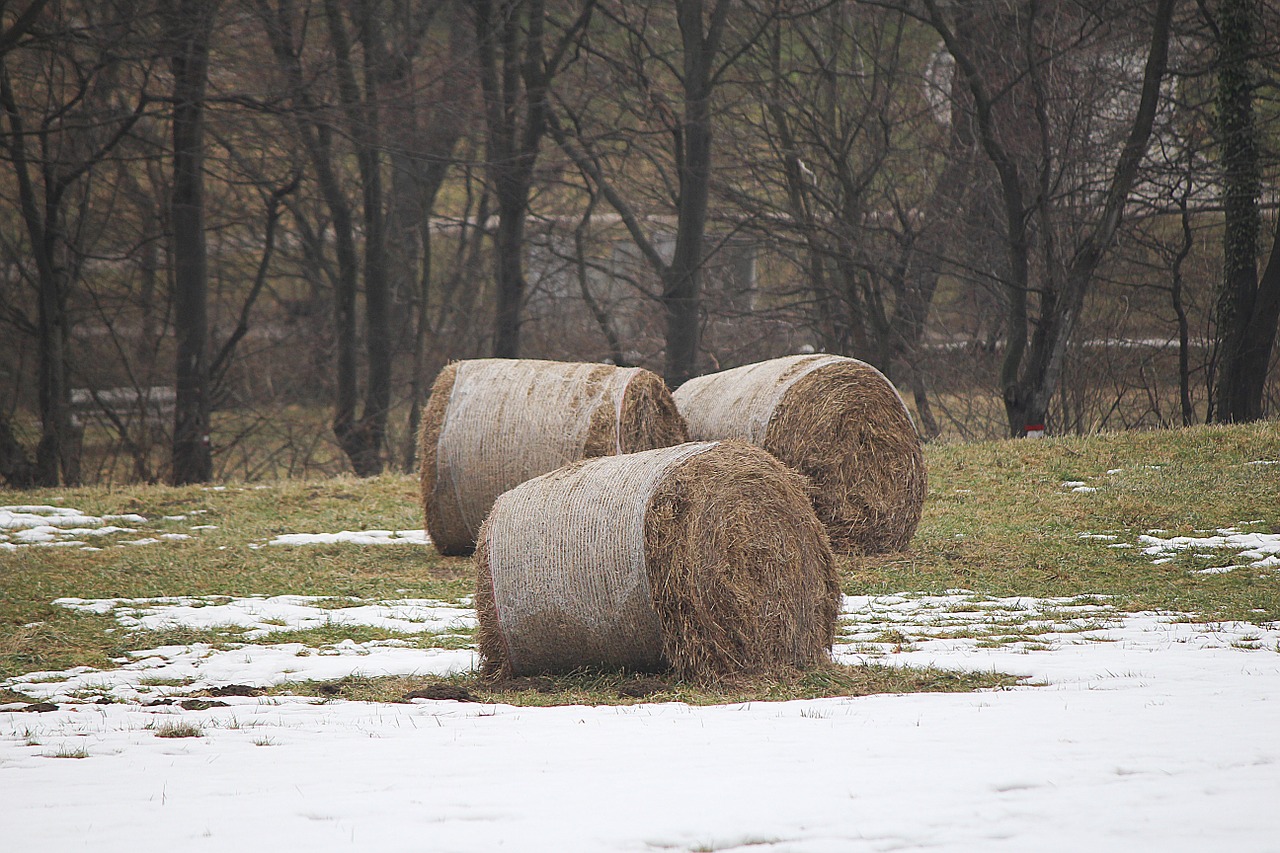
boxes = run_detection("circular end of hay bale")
[417,362,471,556]
[643,440,840,679]
[672,355,926,555]
[475,440,838,682]
[419,359,687,557]
[766,360,926,554]
[619,368,689,452]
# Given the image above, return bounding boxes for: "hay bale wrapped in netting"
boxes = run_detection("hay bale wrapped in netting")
[672,354,925,554]
[475,440,839,681]
[419,358,687,556]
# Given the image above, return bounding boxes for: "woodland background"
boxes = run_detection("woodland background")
[1,0,1278,486]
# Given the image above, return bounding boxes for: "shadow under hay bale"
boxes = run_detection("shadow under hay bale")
[419,358,687,556]
[475,440,840,682]
[672,354,926,554]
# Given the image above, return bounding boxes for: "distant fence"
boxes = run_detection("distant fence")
[70,386,174,429]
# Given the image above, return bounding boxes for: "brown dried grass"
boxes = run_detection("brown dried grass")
[765,361,926,554]
[643,441,840,680]
[475,440,839,683]
[618,369,689,451]
[417,363,467,555]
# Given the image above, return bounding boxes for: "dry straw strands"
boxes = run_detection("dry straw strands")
[419,358,687,555]
[475,440,840,681]
[672,354,926,554]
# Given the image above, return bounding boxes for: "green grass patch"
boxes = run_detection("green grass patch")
[151,720,205,739]
[842,421,1280,623]
[250,623,473,650]
[277,663,1024,707]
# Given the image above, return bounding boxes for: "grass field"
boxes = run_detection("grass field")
[2,419,1278,707]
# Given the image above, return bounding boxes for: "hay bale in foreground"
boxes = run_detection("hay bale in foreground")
[419,358,687,556]
[475,440,839,681]
[672,354,925,554]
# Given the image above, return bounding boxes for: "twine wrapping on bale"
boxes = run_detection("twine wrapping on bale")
[475,440,840,681]
[672,354,926,554]
[419,358,687,556]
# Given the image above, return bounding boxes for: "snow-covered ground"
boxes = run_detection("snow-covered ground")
[4,580,1279,851]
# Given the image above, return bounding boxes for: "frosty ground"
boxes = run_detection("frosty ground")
[3,497,1280,851]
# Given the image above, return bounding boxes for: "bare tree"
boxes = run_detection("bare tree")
[924,0,1176,436]
[473,0,594,359]
[0,0,153,485]
[549,0,741,388]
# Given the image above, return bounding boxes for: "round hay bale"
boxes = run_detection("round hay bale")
[672,354,926,554]
[419,358,687,556]
[475,440,839,681]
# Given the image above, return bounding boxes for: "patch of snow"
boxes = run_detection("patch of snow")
[0,506,202,550]
[266,529,431,546]
[1138,528,1280,570]
[52,595,475,639]
[2,593,1279,851]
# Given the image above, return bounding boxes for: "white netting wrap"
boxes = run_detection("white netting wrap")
[672,354,845,442]
[431,359,642,545]
[482,442,716,674]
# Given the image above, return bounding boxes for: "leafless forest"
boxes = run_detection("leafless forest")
[1,0,1278,485]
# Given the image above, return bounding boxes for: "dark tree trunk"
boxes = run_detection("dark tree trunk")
[257,0,377,476]
[663,0,730,389]
[1172,196,1196,426]
[1235,212,1280,413]
[324,0,391,475]
[169,0,216,485]
[0,404,38,487]
[1212,0,1277,422]
[474,0,544,359]
[492,192,528,358]
[474,0,593,359]
[397,3,471,472]
[1,59,74,485]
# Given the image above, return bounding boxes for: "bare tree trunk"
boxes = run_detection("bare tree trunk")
[474,0,539,359]
[663,0,731,389]
[1172,190,1196,426]
[474,0,594,359]
[1237,212,1280,412]
[256,0,374,475]
[1,59,74,485]
[0,403,38,487]
[1212,0,1278,421]
[169,0,216,484]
